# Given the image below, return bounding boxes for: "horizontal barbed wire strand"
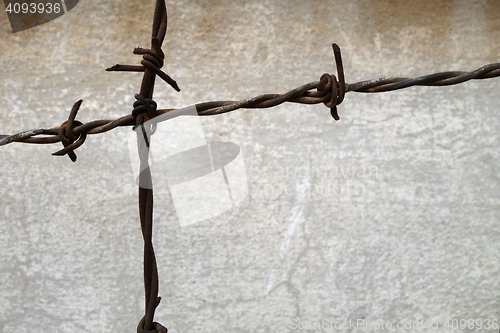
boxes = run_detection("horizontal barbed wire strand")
[1,62,499,147]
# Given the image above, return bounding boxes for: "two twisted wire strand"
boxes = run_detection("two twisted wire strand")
[1,62,499,149]
[134,0,169,332]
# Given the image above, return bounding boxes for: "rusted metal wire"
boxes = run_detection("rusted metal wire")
[0,1,499,332]
[130,1,173,332]
[1,61,499,156]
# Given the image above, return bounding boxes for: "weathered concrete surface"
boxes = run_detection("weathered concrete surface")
[0,0,499,332]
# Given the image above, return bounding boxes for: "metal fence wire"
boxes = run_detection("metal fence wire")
[1,0,499,332]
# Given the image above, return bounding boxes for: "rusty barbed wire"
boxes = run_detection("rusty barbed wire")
[131,1,171,332]
[1,1,499,332]
[1,60,499,157]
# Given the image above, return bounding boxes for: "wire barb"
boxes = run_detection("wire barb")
[132,94,159,148]
[51,99,86,162]
[133,94,158,120]
[106,35,180,92]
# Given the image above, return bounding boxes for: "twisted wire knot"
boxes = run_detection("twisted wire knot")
[52,99,87,162]
[135,44,164,70]
[132,93,158,119]
[106,37,180,92]
[317,44,346,120]
[132,93,159,149]
[134,37,180,92]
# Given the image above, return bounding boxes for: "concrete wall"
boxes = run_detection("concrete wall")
[0,0,499,332]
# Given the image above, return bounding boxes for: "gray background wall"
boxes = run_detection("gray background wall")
[0,0,499,332]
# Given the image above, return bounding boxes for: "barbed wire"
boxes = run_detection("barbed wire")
[1,0,499,331]
[1,60,499,156]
